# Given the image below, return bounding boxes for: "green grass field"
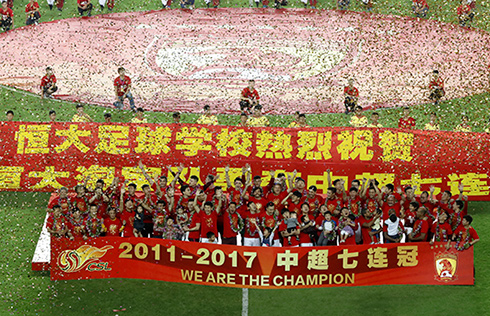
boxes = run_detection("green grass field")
[0,191,488,315]
[0,0,489,315]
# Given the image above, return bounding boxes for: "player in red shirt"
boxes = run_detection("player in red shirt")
[46,205,70,238]
[72,185,90,215]
[398,107,416,129]
[344,187,363,217]
[281,191,303,217]
[344,78,359,113]
[77,0,92,16]
[0,1,13,31]
[238,201,262,246]
[67,208,85,240]
[266,182,288,212]
[359,208,382,244]
[428,70,445,105]
[221,202,244,245]
[225,166,246,208]
[40,67,58,99]
[104,208,123,237]
[451,215,479,251]
[119,190,136,237]
[303,185,324,215]
[247,187,267,213]
[324,187,343,218]
[278,209,300,247]
[84,204,104,239]
[260,202,281,246]
[450,199,467,232]
[194,193,223,243]
[113,67,135,110]
[25,0,40,25]
[407,207,429,242]
[380,194,402,219]
[48,187,72,214]
[412,0,428,18]
[457,3,474,27]
[430,211,452,244]
[240,79,260,114]
[298,203,317,246]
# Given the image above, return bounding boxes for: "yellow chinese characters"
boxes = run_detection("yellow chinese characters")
[256,130,292,159]
[397,246,418,267]
[296,131,332,160]
[175,127,212,157]
[367,247,388,268]
[28,166,70,189]
[216,129,252,157]
[448,173,489,196]
[95,125,130,155]
[15,124,51,154]
[277,250,298,272]
[307,249,330,270]
[55,125,91,153]
[337,249,359,269]
[337,130,374,161]
[0,166,24,189]
[135,126,171,155]
[378,131,414,162]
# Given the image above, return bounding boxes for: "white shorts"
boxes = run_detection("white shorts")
[272,239,282,247]
[300,243,314,247]
[243,237,261,247]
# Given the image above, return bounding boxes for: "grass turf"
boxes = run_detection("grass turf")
[0,191,488,315]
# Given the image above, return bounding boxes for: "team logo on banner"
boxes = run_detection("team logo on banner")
[434,252,459,282]
[57,245,113,273]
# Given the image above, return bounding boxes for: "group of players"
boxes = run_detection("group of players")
[46,163,479,251]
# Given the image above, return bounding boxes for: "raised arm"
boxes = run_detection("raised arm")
[169,164,185,189]
[326,169,332,187]
[119,188,125,212]
[225,165,232,188]
[281,192,293,205]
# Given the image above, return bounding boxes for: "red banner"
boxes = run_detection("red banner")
[1,121,489,199]
[50,238,474,288]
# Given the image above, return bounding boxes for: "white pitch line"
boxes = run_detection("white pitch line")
[241,288,249,316]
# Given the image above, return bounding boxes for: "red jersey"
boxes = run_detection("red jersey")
[345,196,363,216]
[431,222,452,242]
[249,196,267,213]
[413,0,428,7]
[72,195,89,214]
[0,7,13,19]
[358,216,375,244]
[175,195,191,213]
[415,197,436,213]
[48,196,72,214]
[104,217,123,237]
[303,194,324,214]
[68,217,85,238]
[299,213,315,244]
[152,210,168,237]
[241,87,259,101]
[325,198,343,215]
[120,210,135,237]
[266,191,288,211]
[187,212,201,240]
[228,187,245,207]
[25,2,40,14]
[40,74,56,89]
[278,221,300,247]
[46,215,69,234]
[344,86,359,97]
[398,117,416,129]
[381,203,401,219]
[429,77,444,92]
[287,201,302,216]
[114,75,131,97]
[450,211,464,231]
[199,211,218,238]
[457,4,471,15]
[412,219,429,241]
[222,211,242,239]
[363,197,380,216]
[454,226,479,247]
[240,210,261,239]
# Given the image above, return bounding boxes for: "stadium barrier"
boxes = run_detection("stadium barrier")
[2,121,489,199]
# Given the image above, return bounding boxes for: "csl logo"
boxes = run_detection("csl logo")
[434,252,459,283]
[57,245,113,273]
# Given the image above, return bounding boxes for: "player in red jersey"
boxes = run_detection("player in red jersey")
[281,191,303,217]
[72,184,90,215]
[48,187,72,214]
[344,187,363,217]
[415,187,437,220]
[67,208,85,240]
[407,207,429,242]
[324,187,343,218]
[246,187,267,213]
[398,107,416,129]
[104,208,123,237]
[152,200,169,238]
[240,79,260,114]
[266,182,288,212]
[451,215,479,251]
[343,78,359,113]
[287,171,308,197]
[40,67,57,99]
[303,185,324,215]
[221,202,244,245]
[450,199,467,232]
[380,194,402,220]
[119,189,135,237]
[238,201,262,246]
[278,209,300,247]
[225,166,246,208]
[46,205,70,238]
[25,0,40,25]
[298,203,317,246]
[88,187,110,218]
[113,67,134,110]
[194,192,223,243]
[428,70,445,105]
[430,211,452,245]
[326,169,346,200]
[84,204,104,239]
[359,208,382,244]
[0,1,13,31]
[260,202,281,246]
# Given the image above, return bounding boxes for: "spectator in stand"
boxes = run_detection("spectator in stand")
[398,107,416,129]
[172,112,181,123]
[196,105,218,125]
[343,78,358,114]
[131,107,147,123]
[240,80,259,114]
[25,0,40,25]
[72,104,93,122]
[412,0,429,18]
[428,70,445,105]
[454,115,472,132]
[0,1,13,31]
[367,112,383,128]
[113,67,135,111]
[457,3,474,27]
[77,0,92,16]
[451,215,479,251]
[424,112,440,131]
[350,106,368,127]
[5,110,13,121]
[40,67,57,99]
[238,113,248,127]
[246,105,269,127]
[104,112,112,123]
[48,110,56,122]
[288,113,308,128]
